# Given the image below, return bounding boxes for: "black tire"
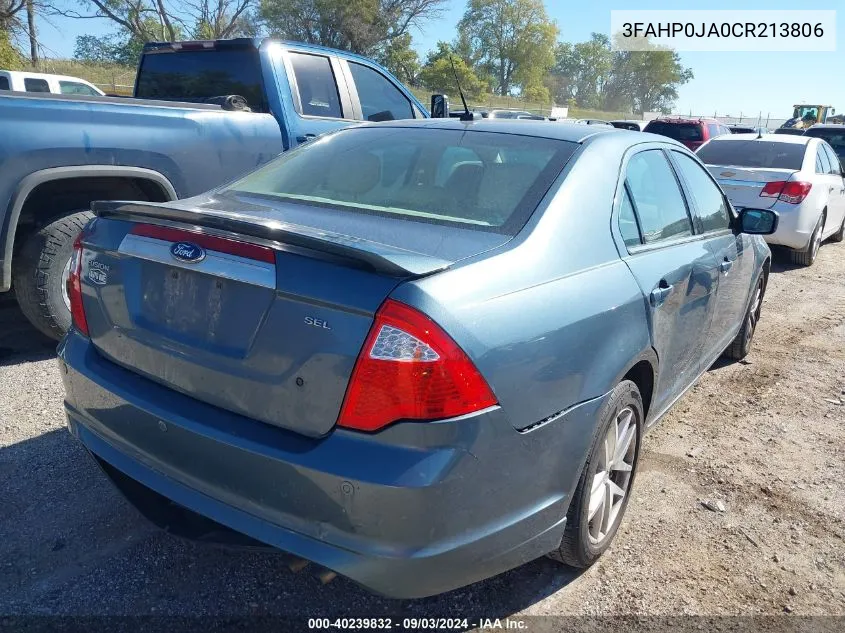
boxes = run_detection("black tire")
[723,273,765,361]
[790,213,824,266]
[547,380,643,568]
[831,215,845,243]
[12,211,94,341]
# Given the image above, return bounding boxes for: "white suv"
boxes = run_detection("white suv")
[696,134,845,266]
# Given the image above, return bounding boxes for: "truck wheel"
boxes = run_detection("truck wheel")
[13,211,94,341]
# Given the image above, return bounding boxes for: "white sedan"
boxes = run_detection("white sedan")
[696,134,845,266]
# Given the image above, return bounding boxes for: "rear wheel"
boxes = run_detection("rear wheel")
[547,380,643,568]
[724,273,765,361]
[790,213,824,266]
[13,211,94,340]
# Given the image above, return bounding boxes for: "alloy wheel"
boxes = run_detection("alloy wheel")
[587,406,637,545]
[744,279,763,345]
[811,219,823,260]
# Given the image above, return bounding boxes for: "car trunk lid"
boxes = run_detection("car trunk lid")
[80,197,509,437]
[705,166,799,209]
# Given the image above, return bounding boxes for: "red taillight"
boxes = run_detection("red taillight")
[67,234,89,337]
[760,180,811,204]
[130,224,275,263]
[337,299,497,432]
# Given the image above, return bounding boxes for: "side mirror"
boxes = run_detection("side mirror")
[738,208,778,235]
[430,94,449,118]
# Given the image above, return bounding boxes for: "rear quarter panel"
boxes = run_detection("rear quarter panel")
[392,134,654,431]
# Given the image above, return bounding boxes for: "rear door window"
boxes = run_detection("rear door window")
[348,62,414,122]
[696,140,806,169]
[707,123,720,138]
[618,188,642,247]
[23,78,50,93]
[625,150,693,244]
[671,152,731,233]
[0,76,9,90]
[816,146,831,174]
[289,52,343,119]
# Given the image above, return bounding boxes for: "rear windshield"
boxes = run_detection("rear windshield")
[135,49,267,112]
[644,121,702,141]
[225,127,577,234]
[804,129,845,157]
[696,140,806,169]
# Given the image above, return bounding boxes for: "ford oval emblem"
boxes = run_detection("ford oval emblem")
[170,241,206,264]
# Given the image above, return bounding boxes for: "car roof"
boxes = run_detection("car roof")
[649,117,719,124]
[808,124,845,130]
[706,133,813,145]
[358,118,634,143]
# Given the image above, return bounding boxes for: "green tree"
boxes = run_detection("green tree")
[551,33,612,109]
[0,28,22,69]
[260,0,445,57]
[74,16,185,67]
[457,0,557,97]
[605,48,693,114]
[418,41,486,100]
[378,32,420,86]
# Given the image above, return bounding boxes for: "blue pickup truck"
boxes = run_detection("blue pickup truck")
[0,37,429,339]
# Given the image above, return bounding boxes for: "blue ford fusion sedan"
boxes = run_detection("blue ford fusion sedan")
[58,119,776,598]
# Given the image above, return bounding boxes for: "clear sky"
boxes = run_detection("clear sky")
[34,0,844,117]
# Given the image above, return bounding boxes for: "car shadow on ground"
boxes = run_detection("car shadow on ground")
[767,246,812,274]
[2,432,582,617]
[0,295,56,366]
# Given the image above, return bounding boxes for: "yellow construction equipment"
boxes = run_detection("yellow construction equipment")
[781,104,836,129]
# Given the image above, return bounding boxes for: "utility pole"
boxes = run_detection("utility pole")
[26,0,38,66]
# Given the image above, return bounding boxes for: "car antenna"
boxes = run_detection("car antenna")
[449,56,474,122]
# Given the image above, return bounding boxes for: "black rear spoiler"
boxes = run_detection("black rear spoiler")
[91,200,451,278]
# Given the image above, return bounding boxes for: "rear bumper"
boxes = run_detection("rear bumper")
[59,331,605,598]
[763,202,819,250]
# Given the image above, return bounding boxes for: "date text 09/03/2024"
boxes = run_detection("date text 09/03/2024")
[307,618,528,630]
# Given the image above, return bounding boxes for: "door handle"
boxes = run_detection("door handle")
[296,134,316,143]
[649,281,673,307]
[720,258,733,273]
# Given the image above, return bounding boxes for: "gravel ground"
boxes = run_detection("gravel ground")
[0,240,843,624]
